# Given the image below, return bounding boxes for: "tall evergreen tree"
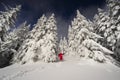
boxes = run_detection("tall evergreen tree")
[107,0,120,61]
[8,21,30,51]
[59,37,68,55]
[94,0,120,61]
[0,5,21,68]
[2,21,30,65]
[93,8,111,48]
[13,14,47,64]
[40,13,58,62]
[13,14,58,64]
[0,5,21,42]
[68,10,113,62]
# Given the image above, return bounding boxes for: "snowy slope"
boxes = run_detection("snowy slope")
[0,56,120,80]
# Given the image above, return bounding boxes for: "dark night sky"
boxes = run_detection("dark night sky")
[0,0,106,38]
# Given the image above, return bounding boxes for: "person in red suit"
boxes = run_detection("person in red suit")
[58,53,63,61]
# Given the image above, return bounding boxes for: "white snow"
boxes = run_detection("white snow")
[0,56,120,80]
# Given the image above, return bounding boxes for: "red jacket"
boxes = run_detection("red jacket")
[58,53,63,60]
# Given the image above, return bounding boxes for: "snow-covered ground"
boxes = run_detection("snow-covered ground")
[0,56,120,80]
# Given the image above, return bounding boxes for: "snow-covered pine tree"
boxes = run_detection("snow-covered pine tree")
[68,10,90,56]
[13,14,58,64]
[8,21,30,53]
[93,8,111,48]
[12,14,47,64]
[62,37,68,55]
[68,10,96,56]
[0,5,21,42]
[107,0,120,19]
[1,21,30,65]
[40,13,58,62]
[68,10,113,62]
[93,8,109,36]
[107,0,120,61]
[68,25,75,55]
[0,5,21,68]
[59,37,68,55]
[94,0,120,61]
